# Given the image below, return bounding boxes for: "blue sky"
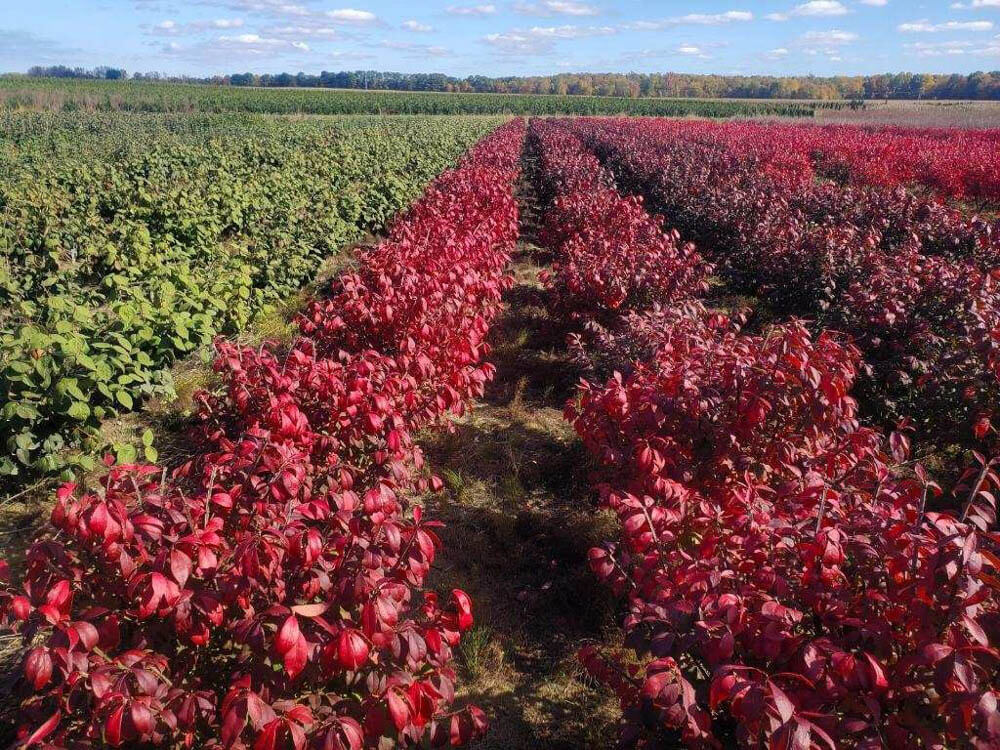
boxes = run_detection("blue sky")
[1,1,999,77]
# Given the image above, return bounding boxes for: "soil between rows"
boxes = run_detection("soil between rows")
[418,158,623,748]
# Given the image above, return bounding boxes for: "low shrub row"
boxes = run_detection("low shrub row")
[571,117,1000,451]
[651,118,1000,204]
[528,121,710,320]
[532,117,1000,748]
[1,113,498,484]
[0,120,525,748]
[0,78,819,118]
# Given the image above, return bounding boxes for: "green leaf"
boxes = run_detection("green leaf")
[142,428,155,447]
[115,443,137,464]
[116,391,134,410]
[67,401,91,420]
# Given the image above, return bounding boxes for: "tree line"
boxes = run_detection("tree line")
[26,65,128,80]
[19,66,1000,100]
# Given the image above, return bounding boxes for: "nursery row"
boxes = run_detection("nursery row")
[566,117,1000,452]
[528,121,710,319]
[0,113,499,484]
[0,78,818,118]
[620,118,1000,205]
[0,119,526,748]
[792,122,1000,203]
[529,118,1000,749]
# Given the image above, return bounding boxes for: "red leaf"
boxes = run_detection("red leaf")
[105,704,126,746]
[170,549,192,588]
[338,629,369,671]
[23,711,61,747]
[275,615,301,655]
[386,690,412,732]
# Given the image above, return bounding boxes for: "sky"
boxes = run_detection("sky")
[1,1,1000,78]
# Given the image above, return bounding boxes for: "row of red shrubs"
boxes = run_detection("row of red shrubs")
[530,121,710,320]
[571,117,1000,453]
[0,121,526,749]
[531,118,1000,748]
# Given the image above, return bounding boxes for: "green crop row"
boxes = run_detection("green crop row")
[0,78,819,118]
[0,112,501,484]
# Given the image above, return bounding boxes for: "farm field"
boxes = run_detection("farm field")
[810,99,1000,129]
[2,104,1000,750]
[0,112,499,487]
[0,78,825,118]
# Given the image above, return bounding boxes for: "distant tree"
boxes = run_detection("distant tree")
[16,65,1000,101]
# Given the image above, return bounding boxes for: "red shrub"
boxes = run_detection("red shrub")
[570,316,1000,748]
[528,119,1000,747]
[567,301,747,382]
[567,319,865,499]
[529,121,711,319]
[0,120,525,749]
[570,117,1000,448]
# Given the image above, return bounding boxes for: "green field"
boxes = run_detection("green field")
[0,111,500,484]
[0,77,824,117]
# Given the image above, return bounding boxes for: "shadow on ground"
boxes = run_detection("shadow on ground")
[420,237,623,748]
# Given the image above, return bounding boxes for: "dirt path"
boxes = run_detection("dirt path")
[420,157,621,748]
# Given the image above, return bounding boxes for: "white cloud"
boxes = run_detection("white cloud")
[767,1,848,21]
[401,20,433,32]
[951,0,1000,8]
[447,3,496,15]
[859,0,888,5]
[220,32,270,43]
[623,11,753,31]
[204,0,311,15]
[266,24,340,39]
[905,40,974,56]
[484,23,614,54]
[675,43,711,58]
[146,18,245,36]
[381,39,451,56]
[800,28,858,43]
[765,47,790,59]
[324,8,377,24]
[484,31,548,54]
[898,19,993,32]
[905,37,1000,55]
[513,0,600,16]
[528,24,615,37]
[794,1,849,16]
[793,28,859,55]
[215,32,311,52]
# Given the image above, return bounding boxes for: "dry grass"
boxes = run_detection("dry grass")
[812,100,1000,128]
[420,250,622,748]
[417,168,625,747]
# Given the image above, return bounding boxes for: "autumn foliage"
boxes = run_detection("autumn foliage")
[0,120,525,749]
[570,116,1000,449]
[529,121,710,319]
[530,118,1000,748]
